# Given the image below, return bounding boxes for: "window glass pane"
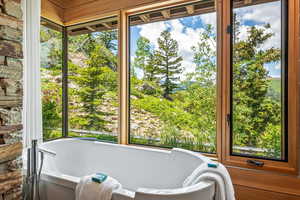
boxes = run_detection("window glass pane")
[68,18,119,142]
[129,1,217,153]
[231,0,285,159]
[40,20,63,140]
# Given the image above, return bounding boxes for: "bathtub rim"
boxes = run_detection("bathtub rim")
[40,138,212,162]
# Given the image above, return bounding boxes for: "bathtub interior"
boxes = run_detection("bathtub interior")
[41,139,209,191]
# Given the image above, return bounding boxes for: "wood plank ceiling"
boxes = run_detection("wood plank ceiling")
[49,0,97,9]
[42,0,170,26]
[42,0,218,35]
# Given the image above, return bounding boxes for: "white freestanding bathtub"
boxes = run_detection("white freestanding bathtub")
[39,138,216,200]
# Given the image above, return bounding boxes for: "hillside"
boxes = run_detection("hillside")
[269,77,281,93]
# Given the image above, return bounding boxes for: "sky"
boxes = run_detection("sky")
[129,1,282,79]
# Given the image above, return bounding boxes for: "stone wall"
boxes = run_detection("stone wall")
[0,0,23,199]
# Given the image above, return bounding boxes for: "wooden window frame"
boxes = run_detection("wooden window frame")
[119,0,299,175]
[121,0,222,158]
[221,0,299,175]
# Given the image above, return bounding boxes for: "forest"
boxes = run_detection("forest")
[40,13,282,159]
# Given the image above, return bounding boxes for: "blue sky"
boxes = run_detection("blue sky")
[129,1,281,79]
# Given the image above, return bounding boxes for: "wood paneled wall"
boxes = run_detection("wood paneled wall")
[235,185,300,200]
[228,167,300,199]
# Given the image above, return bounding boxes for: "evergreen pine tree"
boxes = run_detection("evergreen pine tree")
[155,30,183,99]
[70,44,115,131]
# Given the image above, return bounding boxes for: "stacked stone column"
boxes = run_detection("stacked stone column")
[0,0,23,199]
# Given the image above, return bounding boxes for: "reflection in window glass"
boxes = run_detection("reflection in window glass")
[68,20,119,142]
[40,22,63,140]
[129,2,217,153]
[231,0,285,159]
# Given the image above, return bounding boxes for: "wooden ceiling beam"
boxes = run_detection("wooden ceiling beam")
[244,0,253,4]
[130,6,215,26]
[67,16,117,31]
[68,24,118,36]
[140,14,150,22]
[86,26,96,31]
[185,5,194,15]
[161,10,171,19]
[101,22,111,29]
[41,21,47,25]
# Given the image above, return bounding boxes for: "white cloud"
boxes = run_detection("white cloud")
[137,13,217,80]
[199,13,217,29]
[137,22,169,48]
[235,1,281,49]
[241,2,280,24]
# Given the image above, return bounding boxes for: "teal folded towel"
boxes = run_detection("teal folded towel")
[208,163,218,168]
[92,173,108,183]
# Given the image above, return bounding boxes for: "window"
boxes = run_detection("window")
[230,0,286,160]
[67,17,119,142]
[128,1,217,153]
[40,19,63,140]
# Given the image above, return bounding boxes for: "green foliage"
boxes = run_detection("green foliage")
[129,19,282,157]
[42,100,61,140]
[269,78,281,94]
[69,44,117,131]
[232,15,281,156]
[41,66,62,140]
[98,30,118,51]
[133,37,160,82]
[40,25,62,68]
[69,31,118,71]
[133,37,151,74]
[40,25,63,140]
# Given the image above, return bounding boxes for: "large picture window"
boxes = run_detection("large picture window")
[230,0,287,160]
[40,17,119,142]
[67,18,119,142]
[129,1,217,153]
[40,19,63,140]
